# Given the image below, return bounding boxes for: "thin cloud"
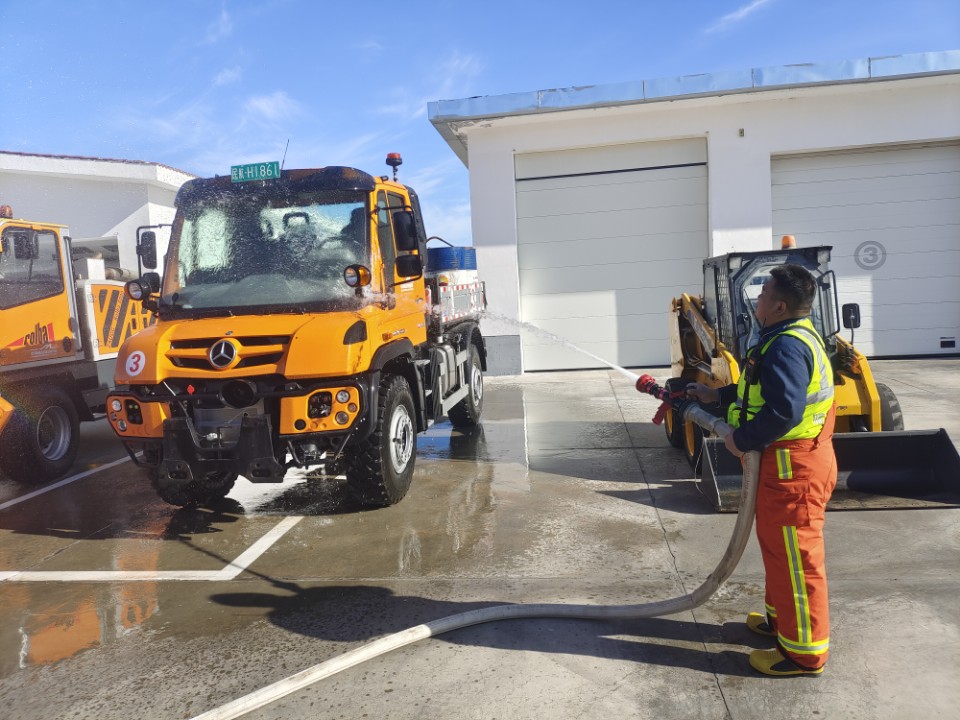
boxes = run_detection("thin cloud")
[435,52,484,99]
[705,0,774,34]
[244,91,303,124]
[204,6,233,44]
[213,66,243,86]
[355,39,384,52]
[376,51,484,121]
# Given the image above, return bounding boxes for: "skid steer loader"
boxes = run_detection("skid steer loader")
[664,240,960,511]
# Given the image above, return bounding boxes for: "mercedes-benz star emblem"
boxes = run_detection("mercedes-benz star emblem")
[208,339,238,369]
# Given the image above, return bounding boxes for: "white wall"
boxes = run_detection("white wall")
[461,75,960,355]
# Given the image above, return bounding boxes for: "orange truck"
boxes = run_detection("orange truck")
[105,155,487,507]
[0,204,155,482]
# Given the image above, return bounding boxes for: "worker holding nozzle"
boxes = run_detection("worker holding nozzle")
[686,264,838,677]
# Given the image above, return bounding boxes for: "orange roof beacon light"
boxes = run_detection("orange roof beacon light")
[0,204,12,219]
[781,234,797,249]
[386,152,402,181]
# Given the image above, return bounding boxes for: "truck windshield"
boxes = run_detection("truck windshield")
[161,189,369,314]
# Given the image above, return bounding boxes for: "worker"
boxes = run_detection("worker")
[686,263,837,676]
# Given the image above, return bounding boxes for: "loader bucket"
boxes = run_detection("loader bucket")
[700,429,960,512]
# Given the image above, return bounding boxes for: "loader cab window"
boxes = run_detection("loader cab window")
[740,272,768,353]
[0,228,64,310]
[739,264,833,356]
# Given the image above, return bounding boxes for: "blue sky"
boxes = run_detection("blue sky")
[1,0,958,245]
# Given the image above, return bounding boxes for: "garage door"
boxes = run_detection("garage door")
[772,142,960,357]
[515,139,708,370]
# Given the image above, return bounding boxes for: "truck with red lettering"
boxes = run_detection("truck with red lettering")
[0,203,154,482]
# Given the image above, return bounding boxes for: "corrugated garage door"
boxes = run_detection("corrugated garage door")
[772,142,960,357]
[515,139,708,370]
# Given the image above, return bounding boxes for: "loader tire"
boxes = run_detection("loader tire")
[448,344,483,428]
[0,386,79,484]
[662,377,687,449]
[876,382,905,432]
[346,375,416,507]
[683,421,703,472]
[151,469,237,507]
[664,407,684,449]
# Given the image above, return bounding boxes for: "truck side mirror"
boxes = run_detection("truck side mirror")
[395,253,422,280]
[139,231,158,270]
[842,303,861,330]
[393,210,419,252]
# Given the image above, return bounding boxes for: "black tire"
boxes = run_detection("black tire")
[664,407,684,449]
[448,344,483,428]
[876,382,905,431]
[0,386,79,484]
[345,375,417,507]
[151,469,237,507]
[661,377,687,449]
[683,421,703,471]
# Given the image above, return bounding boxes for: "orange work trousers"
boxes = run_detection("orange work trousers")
[755,405,838,669]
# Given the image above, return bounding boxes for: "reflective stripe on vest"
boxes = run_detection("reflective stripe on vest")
[726,317,834,441]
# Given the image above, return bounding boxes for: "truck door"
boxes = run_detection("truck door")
[0,225,78,367]
[375,191,427,346]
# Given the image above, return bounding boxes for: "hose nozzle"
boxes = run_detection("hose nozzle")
[636,374,689,426]
[635,374,664,398]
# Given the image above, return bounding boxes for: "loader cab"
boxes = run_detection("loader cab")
[702,245,841,365]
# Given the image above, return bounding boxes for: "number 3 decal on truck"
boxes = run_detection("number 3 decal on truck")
[125,351,146,376]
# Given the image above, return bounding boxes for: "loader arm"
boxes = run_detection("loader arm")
[669,293,739,388]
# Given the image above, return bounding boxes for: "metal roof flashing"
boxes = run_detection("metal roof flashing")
[429,50,960,164]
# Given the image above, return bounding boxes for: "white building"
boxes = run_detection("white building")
[430,51,960,375]
[0,151,194,275]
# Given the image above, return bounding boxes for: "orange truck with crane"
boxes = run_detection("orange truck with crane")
[0,203,155,483]
[105,154,487,507]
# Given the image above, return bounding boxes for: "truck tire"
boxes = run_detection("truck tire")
[876,382,905,431]
[0,386,79,484]
[151,469,238,507]
[345,375,416,507]
[448,344,483,428]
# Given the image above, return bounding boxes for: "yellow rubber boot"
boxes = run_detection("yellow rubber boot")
[746,612,776,637]
[749,648,824,677]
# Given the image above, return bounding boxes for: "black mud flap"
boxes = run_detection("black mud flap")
[159,416,286,485]
[700,429,960,512]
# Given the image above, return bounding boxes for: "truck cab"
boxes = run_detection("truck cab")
[107,158,486,507]
[0,204,153,482]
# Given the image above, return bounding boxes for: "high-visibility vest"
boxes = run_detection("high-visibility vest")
[727,317,834,441]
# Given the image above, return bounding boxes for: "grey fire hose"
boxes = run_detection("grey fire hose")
[192,394,759,720]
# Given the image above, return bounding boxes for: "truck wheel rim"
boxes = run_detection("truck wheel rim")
[390,405,414,472]
[36,407,71,461]
[471,364,483,406]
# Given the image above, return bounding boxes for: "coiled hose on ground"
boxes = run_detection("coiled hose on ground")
[192,386,760,720]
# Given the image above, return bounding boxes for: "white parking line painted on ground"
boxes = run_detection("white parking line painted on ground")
[216,516,304,580]
[0,516,304,583]
[0,457,131,512]
[2,570,221,582]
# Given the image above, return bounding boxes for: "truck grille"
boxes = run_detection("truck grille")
[167,335,290,371]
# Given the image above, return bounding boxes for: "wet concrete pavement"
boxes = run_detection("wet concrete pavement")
[1,359,958,719]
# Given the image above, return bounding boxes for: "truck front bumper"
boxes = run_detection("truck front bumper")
[158,416,287,483]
